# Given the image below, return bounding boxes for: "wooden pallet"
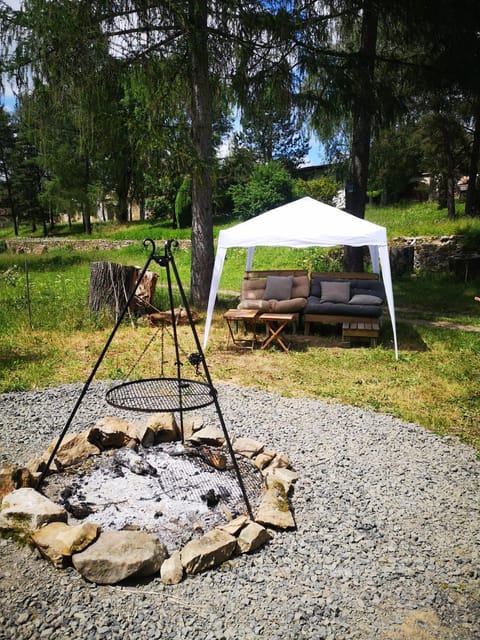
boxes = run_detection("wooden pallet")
[342,321,380,346]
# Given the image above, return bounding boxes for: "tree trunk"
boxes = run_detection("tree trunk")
[88,262,137,319]
[139,196,145,221]
[82,206,92,235]
[0,150,18,235]
[188,0,214,309]
[344,2,378,273]
[88,261,157,320]
[117,174,130,222]
[447,172,456,219]
[466,100,480,217]
[83,156,92,234]
[437,173,447,209]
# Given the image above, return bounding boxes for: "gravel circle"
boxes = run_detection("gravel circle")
[0,381,479,640]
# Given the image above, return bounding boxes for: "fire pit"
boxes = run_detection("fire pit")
[41,439,265,553]
[0,411,297,585]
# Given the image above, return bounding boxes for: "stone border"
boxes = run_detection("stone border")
[0,412,297,586]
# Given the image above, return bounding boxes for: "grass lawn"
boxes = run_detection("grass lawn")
[0,202,479,454]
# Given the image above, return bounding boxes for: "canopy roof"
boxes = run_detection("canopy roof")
[204,197,398,357]
[218,196,389,248]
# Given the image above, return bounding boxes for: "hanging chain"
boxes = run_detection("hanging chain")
[121,267,202,380]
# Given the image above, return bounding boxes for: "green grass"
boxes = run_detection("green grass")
[0,201,479,453]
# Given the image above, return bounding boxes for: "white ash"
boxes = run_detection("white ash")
[43,442,261,553]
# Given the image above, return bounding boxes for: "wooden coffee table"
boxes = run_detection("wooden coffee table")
[223,309,260,350]
[259,312,296,353]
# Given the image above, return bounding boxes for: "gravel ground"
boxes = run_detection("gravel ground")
[0,381,479,640]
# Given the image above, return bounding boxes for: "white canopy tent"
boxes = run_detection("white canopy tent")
[203,196,398,358]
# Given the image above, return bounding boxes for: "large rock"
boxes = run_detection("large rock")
[0,463,36,499]
[253,450,276,471]
[43,432,100,471]
[0,488,67,534]
[255,483,295,530]
[89,416,154,449]
[181,414,204,441]
[236,521,271,554]
[31,521,100,568]
[72,530,167,584]
[147,413,180,443]
[181,529,236,574]
[188,425,225,447]
[217,515,249,536]
[160,550,184,585]
[232,437,264,458]
[264,467,298,493]
[261,452,290,476]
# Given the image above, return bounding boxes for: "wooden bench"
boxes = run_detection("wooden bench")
[303,272,382,336]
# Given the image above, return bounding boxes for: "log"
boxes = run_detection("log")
[88,262,158,319]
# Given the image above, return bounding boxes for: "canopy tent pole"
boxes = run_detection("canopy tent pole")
[378,245,399,359]
[246,246,255,270]
[203,247,226,349]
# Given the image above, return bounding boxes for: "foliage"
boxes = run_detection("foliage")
[236,109,310,170]
[368,124,424,203]
[228,161,296,219]
[295,177,340,205]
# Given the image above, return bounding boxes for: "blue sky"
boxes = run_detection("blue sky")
[1,94,16,112]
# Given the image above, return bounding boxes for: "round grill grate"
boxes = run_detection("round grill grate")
[106,378,216,412]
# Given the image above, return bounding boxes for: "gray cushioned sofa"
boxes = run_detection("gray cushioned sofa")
[303,272,385,335]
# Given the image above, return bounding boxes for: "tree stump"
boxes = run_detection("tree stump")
[88,262,158,320]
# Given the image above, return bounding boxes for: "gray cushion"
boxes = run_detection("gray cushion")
[291,275,310,298]
[263,275,293,301]
[349,294,383,305]
[320,281,350,303]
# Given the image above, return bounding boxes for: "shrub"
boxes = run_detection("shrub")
[295,176,340,205]
[228,161,295,219]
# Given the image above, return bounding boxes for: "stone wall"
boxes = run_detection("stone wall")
[3,236,478,280]
[3,238,136,254]
[2,238,192,254]
[389,235,480,280]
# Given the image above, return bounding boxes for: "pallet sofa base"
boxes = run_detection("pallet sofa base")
[303,313,379,335]
[342,320,380,346]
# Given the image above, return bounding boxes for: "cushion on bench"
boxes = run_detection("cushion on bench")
[319,281,350,303]
[304,298,383,318]
[238,273,309,313]
[263,275,294,300]
[305,275,385,319]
